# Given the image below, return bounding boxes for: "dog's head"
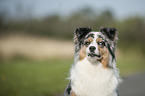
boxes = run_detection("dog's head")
[74,27,118,68]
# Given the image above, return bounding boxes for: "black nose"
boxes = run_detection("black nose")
[89,46,96,52]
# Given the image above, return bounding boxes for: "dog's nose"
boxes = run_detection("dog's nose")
[89,46,96,52]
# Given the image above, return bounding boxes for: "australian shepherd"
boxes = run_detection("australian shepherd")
[64,27,121,96]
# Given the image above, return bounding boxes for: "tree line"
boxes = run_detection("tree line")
[0,8,145,53]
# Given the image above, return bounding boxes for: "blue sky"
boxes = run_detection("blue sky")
[0,0,145,19]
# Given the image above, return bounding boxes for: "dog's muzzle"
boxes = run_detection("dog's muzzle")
[88,53,102,59]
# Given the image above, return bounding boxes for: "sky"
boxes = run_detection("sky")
[0,0,145,19]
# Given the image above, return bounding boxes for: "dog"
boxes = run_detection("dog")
[64,27,121,96]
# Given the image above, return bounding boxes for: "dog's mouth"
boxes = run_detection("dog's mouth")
[88,53,102,59]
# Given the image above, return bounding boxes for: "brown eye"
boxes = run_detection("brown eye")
[85,41,90,46]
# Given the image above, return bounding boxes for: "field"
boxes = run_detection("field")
[0,59,73,96]
[0,35,145,96]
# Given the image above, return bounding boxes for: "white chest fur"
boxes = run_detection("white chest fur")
[70,58,120,96]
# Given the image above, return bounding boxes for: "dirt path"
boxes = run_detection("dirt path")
[0,35,74,60]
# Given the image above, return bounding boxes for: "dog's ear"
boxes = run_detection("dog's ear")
[100,27,117,41]
[75,27,92,41]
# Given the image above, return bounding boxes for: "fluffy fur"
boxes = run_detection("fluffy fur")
[64,27,121,96]
[70,58,119,96]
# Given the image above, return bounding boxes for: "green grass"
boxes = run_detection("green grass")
[0,51,145,96]
[117,50,145,76]
[0,58,73,96]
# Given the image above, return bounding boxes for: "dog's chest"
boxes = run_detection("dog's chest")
[70,58,119,96]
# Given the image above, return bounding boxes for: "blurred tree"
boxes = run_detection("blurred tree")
[0,7,145,53]
[119,17,145,44]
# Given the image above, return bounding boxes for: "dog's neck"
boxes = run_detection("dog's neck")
[70,58,121,96]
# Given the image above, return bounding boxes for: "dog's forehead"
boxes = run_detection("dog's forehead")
[86,31,104,39]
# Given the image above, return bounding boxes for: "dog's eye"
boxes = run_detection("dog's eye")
[98,42,103,45]
[98,42,105,47]
[85,41,90,46]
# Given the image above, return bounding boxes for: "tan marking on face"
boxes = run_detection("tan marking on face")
[79,46,86,61]
[79,37,92,61]
[96,38,109,68]
[87,37,92,42]
[71,91,76,96]
[96,38,102,42]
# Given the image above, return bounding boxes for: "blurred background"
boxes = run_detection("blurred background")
[0,0,145,96]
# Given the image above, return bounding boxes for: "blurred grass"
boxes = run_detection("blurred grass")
[117,49,145,76]
[0,50,145,96]
[0,58,73,96]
